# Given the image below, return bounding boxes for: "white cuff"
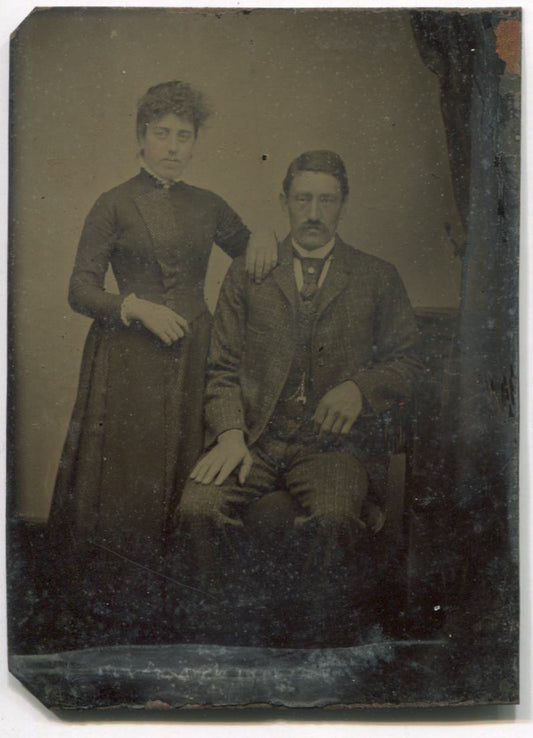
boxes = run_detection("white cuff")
[120,293,138,326]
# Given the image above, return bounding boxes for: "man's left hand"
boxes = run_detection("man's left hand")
[245,229,278,282]
[313,381,363,436]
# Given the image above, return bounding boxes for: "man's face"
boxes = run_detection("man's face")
[140,113,196,181]
[281,171,345,251]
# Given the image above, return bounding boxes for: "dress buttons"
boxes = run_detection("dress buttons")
[307,266,316,274]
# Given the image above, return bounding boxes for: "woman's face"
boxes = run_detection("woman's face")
[140,113,196,181]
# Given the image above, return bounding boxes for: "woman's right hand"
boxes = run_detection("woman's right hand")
[123,295,189,346]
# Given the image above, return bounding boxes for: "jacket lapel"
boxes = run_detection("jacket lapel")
[313,235,353,319]
[272,236,298,310]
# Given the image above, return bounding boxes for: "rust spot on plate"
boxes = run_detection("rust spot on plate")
[494,18,521,75]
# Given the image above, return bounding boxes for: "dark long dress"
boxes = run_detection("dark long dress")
[47,169,249,640]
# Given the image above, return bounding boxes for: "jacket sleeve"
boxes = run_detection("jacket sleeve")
[204,258,248,441]
[352,263,423,415]
[212,194,251,259]
[68,193,125,326]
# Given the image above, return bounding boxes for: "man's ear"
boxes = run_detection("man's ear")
[339,195,347,221]
[279,191,288,214]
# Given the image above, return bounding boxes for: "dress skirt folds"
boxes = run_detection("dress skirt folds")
[49,312,211,567]
[47,314,211,638]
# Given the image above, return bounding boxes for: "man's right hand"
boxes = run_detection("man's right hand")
[189,429,253,486]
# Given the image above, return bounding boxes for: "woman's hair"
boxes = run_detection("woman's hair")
[136,80,211,139]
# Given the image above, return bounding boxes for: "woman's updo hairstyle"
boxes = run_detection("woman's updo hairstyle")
[136,80,211,140]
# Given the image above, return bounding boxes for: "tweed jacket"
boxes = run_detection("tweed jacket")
[205,235,421,447]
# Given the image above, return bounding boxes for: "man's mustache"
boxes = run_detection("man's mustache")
[300,221,327,230]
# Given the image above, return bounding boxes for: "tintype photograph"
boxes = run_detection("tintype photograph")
[6,6,520,711]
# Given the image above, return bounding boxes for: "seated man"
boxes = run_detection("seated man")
[173,150,421,646]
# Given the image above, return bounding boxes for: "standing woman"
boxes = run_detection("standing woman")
[47,81,276,643]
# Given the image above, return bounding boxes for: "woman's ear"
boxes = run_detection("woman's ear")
[279,191,288,214]
[137,128,146,155]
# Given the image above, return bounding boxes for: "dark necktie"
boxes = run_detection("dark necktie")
[294,252,326,301]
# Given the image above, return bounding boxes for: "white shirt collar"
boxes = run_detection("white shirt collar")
[292,236,336,260]
[140,157,182,187]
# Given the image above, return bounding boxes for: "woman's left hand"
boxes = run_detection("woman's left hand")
[245,229,278,283]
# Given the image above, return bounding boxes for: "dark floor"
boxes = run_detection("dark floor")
[7,517,440,654]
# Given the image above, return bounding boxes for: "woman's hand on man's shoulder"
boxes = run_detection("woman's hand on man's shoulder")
[245,229,278,283]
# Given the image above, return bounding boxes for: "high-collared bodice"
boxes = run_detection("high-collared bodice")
[69,169,250,325]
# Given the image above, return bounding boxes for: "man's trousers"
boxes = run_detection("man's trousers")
[171,434,381,646]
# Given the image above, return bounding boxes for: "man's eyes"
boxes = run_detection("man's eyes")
[294,195,338,204]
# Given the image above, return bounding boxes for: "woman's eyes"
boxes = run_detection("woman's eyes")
[152,129,192,142]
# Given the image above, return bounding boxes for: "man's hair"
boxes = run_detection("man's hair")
[136,80,211,139]
[282,150,349,200]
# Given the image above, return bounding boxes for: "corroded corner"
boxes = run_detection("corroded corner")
[10,6,59,40]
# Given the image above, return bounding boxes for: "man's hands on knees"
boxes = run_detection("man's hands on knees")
[190,429,253,486]
[313,381,363,436]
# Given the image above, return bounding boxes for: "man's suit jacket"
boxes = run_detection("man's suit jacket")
[205,235,421,447]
